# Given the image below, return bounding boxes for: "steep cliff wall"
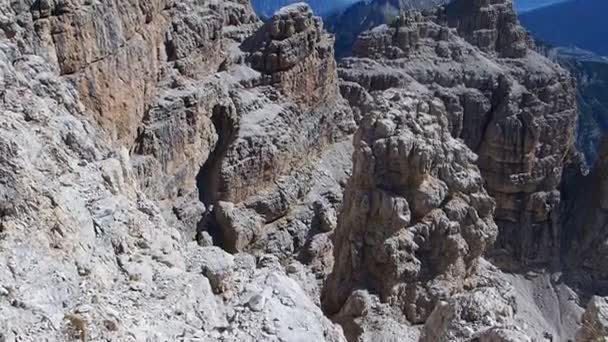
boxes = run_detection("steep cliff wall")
[339,0,577,269]
[323,0,582,339]
[0,1,353,340]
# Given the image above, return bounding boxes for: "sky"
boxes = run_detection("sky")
[514,0,570,12]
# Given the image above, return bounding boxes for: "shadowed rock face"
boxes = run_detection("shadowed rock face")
[562,139,608,293]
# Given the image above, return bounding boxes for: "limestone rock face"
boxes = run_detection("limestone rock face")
[215,201,264,253]
[420,287,528,342]
[445,0,532,58]
[0,0,259,205]
[340,0,577,269]
[0,36,348,342]
[323,90,498,324]
[247,3,337,106]
[212,3,354,208]
[130,0,259,203]
[19,0,168,142]
[577,296,608,342]
[192,3,356,279]
[11,0,259,144]
[0,0,352,340]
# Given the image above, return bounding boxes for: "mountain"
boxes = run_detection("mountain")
[543,47,608,164]
[3,0,608,341]
[519,0,608,56]
[518,0,608,164]
[251,0,359,17]
[326,0,450,57]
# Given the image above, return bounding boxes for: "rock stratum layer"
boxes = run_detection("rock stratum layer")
[0,0,606,341]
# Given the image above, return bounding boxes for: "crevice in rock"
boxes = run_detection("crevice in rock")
[195,104,238,248]
[558,147,606,295]
[164,31,178,62]
[196,104,237,207]
[559,163,586,262]
[197,212,225,250]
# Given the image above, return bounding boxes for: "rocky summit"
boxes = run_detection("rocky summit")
[0,0,607,341]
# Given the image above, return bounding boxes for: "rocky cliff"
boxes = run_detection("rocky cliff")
[339,0,577,270]
[322,86,507,336]
[251,0,358,18]
[0,1,353,340]
[323,0,583,339]
[325,0,450,58]
[0,0,605,341]
[536,45,608,166]
[562,138,608,294]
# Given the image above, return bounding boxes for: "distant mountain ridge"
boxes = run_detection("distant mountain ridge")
[519,0,608,56]
[517,0,608,164]
[251,0,359,17]
[326,0,450,57]
[542,46,608,165]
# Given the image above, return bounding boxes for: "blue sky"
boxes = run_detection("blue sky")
[514,0,570,12]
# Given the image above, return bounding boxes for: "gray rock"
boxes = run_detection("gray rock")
[323,91,498,325]
[0,0,600,341]
[577,296,608,342]
[420,287,521,341]
[340,0,577,269]
[214,201,265,253]
[0,1,348,340]
[188,246,236,293]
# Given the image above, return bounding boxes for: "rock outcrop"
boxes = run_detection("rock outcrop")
[325,0,451,58]
[577,296,608,342]
[445,0,532,58]
[212,3,354,206]
[0,1,352,340]
[339,0,577,269]
[321,0,583,339]
[420,287,527,342]
[0,37,347,340]
[323,90,498,325]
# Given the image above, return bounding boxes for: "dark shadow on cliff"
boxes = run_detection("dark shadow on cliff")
[559,136,608,300]
[196,104,238,246]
